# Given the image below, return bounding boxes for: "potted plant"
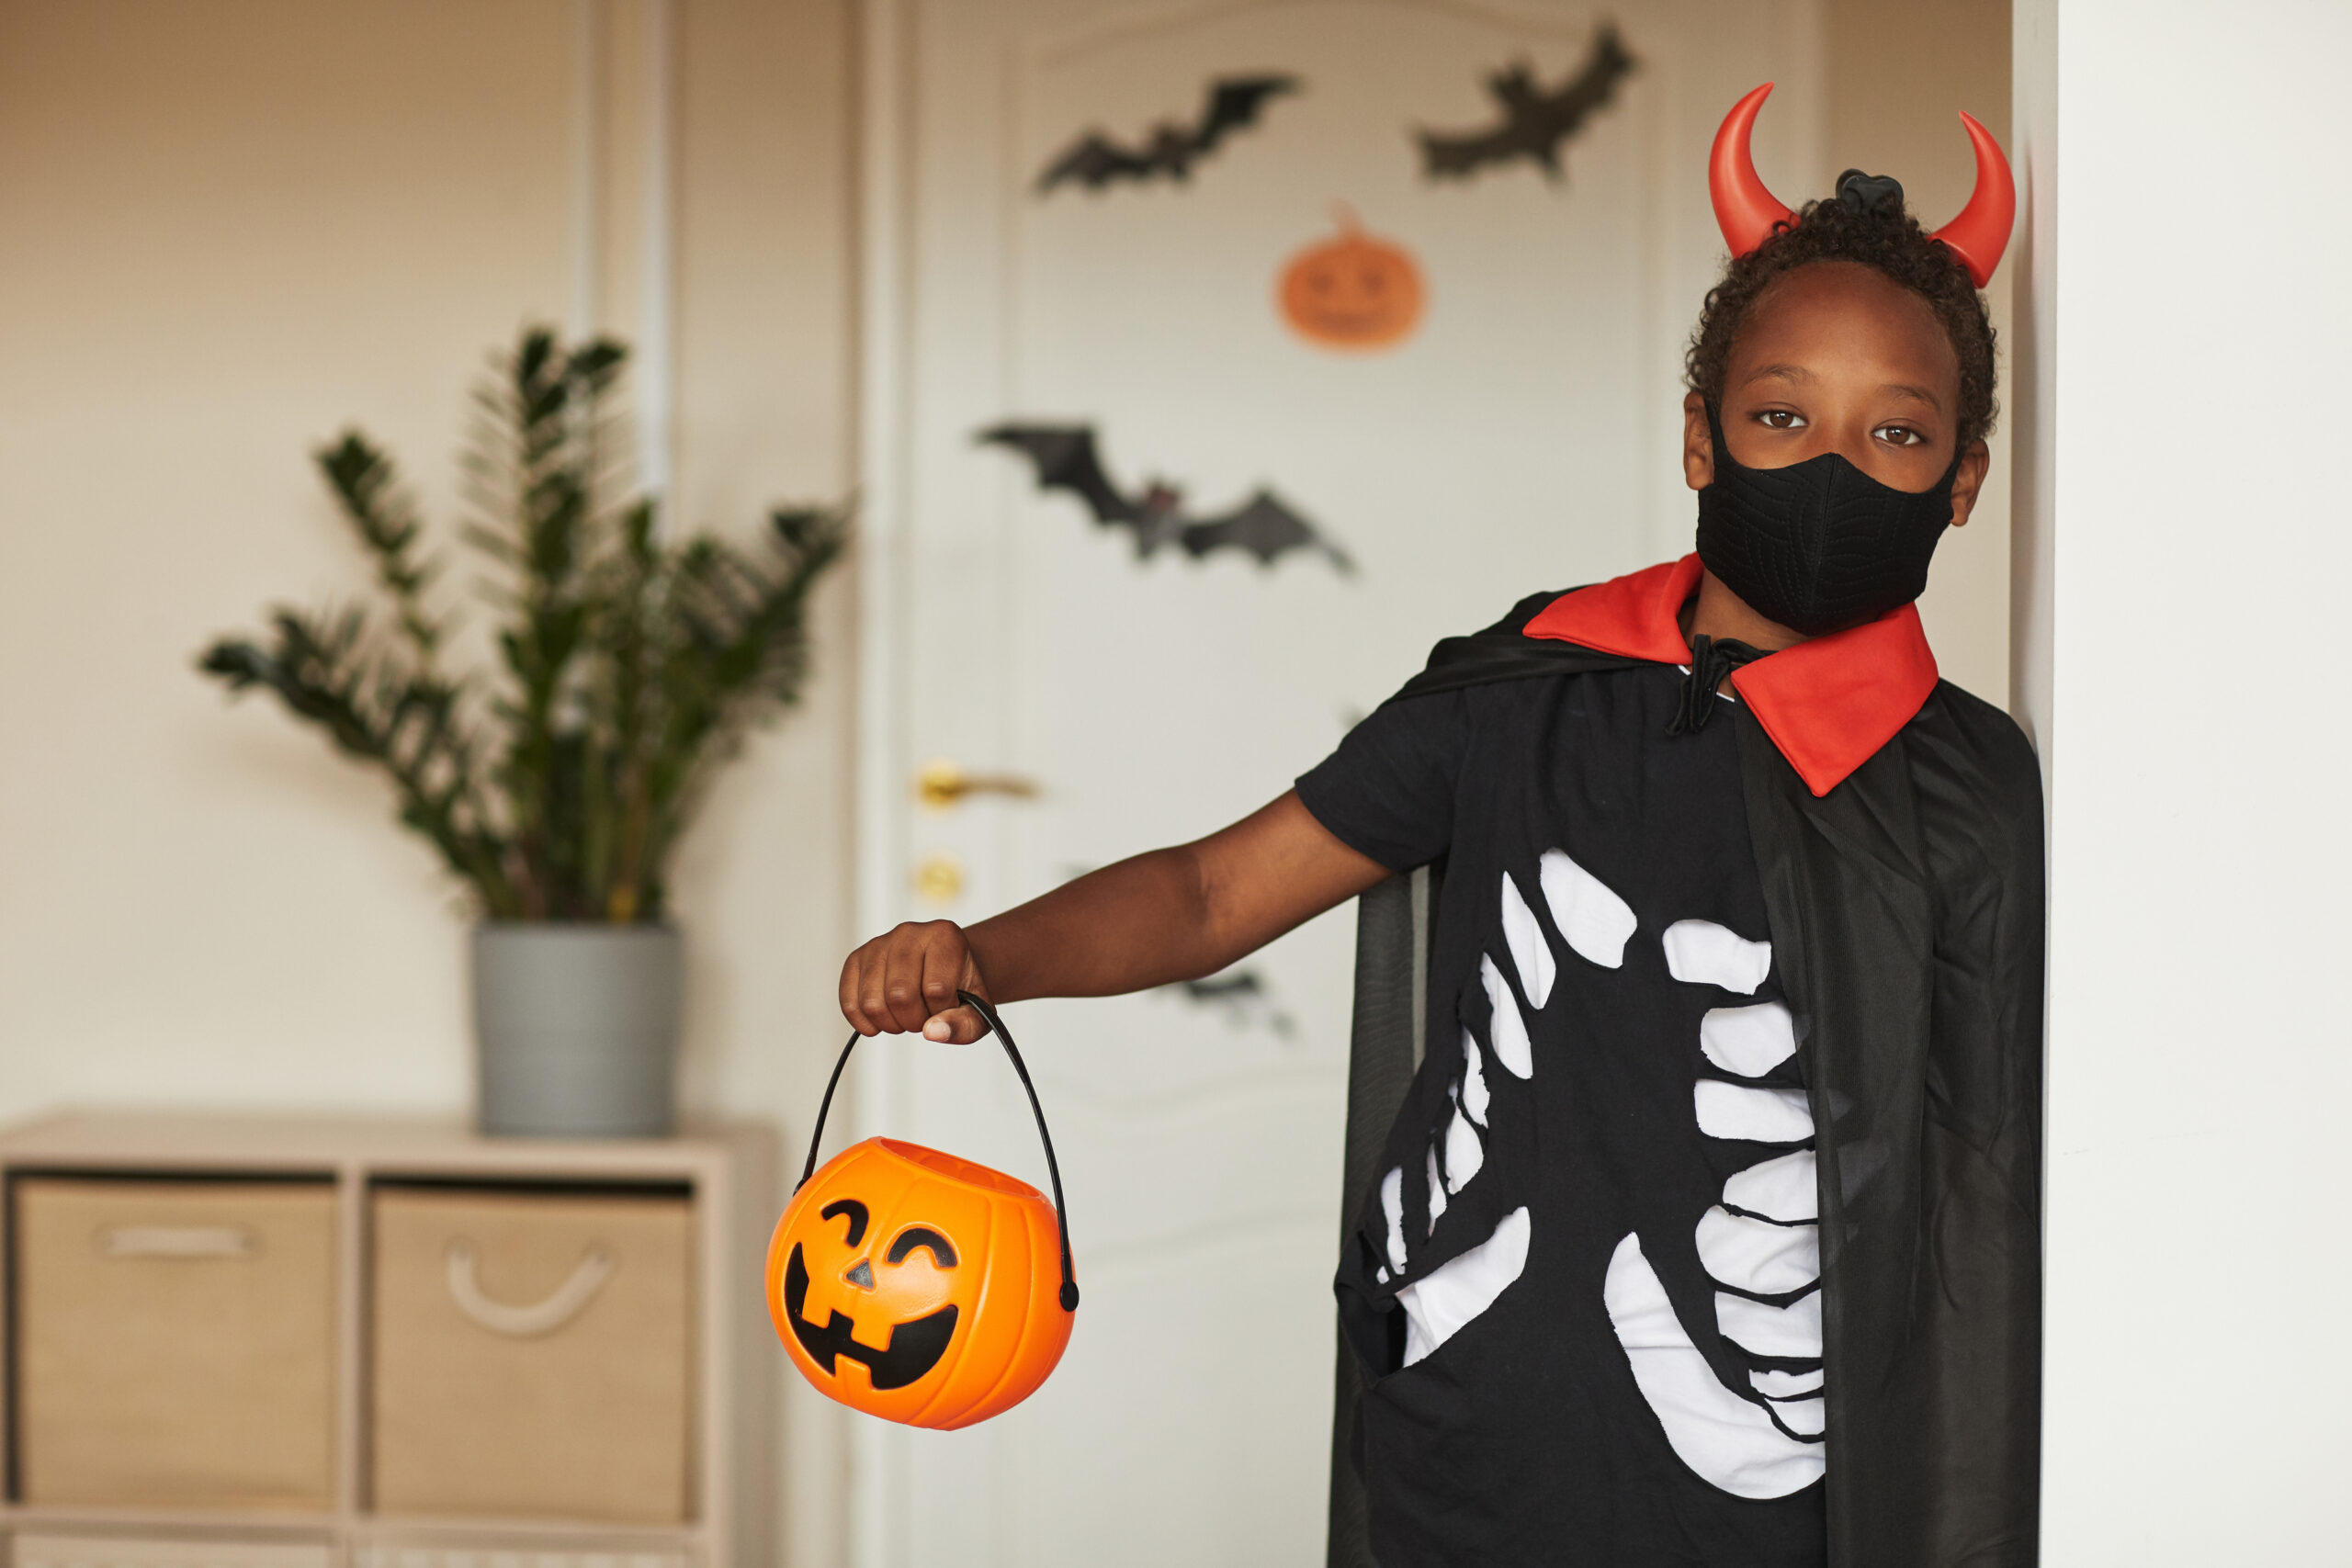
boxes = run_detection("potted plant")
[198,327,846,1137]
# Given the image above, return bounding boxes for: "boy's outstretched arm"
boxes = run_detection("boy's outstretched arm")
[839,789,1391,1044]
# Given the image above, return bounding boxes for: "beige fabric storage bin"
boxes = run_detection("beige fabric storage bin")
[369,1185,693,1523]
[13,1177,338,1510]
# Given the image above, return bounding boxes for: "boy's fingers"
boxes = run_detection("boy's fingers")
[920,943,991,1044]
[857,941,899,1034]
[840,949,878,1035]
[917,927,964,1016]
[879,929,931,1034]
[842,924,981,1039]
[922,1003,989,1044]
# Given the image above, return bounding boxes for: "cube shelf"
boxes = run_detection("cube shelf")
[0,1112,777,1568]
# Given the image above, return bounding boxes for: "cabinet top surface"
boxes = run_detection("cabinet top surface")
[0,1110,758,1177]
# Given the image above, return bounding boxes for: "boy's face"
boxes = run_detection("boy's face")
[1681,260,1988,528]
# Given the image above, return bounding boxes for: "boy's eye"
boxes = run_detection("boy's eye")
[1874,423,1925,447]
[1754,410,1805,430]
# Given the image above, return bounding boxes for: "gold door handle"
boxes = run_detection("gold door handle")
[916,759,1043,811]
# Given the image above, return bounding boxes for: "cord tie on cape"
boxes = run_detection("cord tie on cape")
[1668,635,1763,735]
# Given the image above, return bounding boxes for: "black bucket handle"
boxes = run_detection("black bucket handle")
[795,991,1078,1312]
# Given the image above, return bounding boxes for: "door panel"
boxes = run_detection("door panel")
[862,4,1821,1562]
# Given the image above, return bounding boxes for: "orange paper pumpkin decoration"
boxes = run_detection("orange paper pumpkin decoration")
[766,995,1079,1428]
[1278,207,1426,351]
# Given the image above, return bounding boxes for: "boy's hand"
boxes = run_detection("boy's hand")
[840,919,992,1043]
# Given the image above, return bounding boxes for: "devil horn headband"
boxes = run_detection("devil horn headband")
[1708,82,2016,288]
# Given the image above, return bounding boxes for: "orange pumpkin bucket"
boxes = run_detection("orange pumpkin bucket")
[766,992,1078,1428]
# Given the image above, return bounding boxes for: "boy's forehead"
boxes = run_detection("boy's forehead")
[1732,263,1958,389]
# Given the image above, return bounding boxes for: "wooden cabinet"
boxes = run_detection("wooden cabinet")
[0,1113,775,1568]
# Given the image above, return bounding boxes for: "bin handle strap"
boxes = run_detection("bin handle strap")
[445,1238,614,1337]
[96,1225,255,1259]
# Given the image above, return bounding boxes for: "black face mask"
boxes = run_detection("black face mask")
[1693,401,1960,637]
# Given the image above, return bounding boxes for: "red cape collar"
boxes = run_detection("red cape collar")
[1521,555,1939,797]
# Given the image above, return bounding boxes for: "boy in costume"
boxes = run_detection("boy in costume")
[839,85,2040,1568]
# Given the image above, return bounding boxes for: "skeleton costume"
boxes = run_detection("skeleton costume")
[1298,88,2037,1568]
[1301,558,2041,1567]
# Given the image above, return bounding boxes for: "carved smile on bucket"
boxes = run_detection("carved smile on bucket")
[780,1199,961,1391]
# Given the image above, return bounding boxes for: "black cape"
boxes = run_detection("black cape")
[1340,590,2043,1568]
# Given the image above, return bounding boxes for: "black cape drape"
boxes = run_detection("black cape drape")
[1340,592,2043,1568]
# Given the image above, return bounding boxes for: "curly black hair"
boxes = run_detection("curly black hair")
[1685,171,1998,451]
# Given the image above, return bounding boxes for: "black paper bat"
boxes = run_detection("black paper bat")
[978,423,1353,574]
[1419,26,1635,183]
[1170,969,1296,1038]
[1035,74,1300,194]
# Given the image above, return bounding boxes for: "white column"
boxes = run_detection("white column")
[2017,2,2352,1560]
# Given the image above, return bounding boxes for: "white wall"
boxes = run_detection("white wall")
[2016,1,2352,1558]
[0,3,856,1560]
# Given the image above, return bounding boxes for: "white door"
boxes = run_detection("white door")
[853,4,1822,1563]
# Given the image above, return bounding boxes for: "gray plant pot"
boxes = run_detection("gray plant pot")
[472,922,682,1138]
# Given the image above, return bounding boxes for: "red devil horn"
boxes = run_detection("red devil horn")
[1928,111,2016,288]
[1710,83,1795,261]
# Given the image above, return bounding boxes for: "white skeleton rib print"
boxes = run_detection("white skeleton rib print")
[1374,857,1826,1496]
[1612,924,1824,1495]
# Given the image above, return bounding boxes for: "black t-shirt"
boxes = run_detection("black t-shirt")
[1298,660,1828,1568]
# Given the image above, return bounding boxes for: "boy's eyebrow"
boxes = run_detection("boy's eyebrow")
[1881,382,1945,411]
[1739,367,1949,413]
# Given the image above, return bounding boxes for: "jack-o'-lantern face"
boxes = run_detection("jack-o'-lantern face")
[1278,208,1427,351]
[781,1198,962,1391]
[766,1136,1073,1428]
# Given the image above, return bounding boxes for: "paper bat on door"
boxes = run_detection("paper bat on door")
[1035,74,1301,194]
[1169,969,1297,1039]
[1419,27,1635,182]
[977,423,1354,575]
